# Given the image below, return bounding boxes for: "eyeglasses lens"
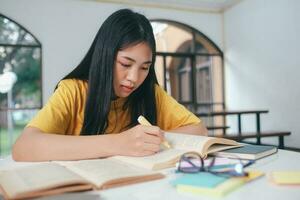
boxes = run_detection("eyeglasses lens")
[177,153,253,177]
[178,153,202,173]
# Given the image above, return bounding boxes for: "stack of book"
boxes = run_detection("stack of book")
[213,144,277,160]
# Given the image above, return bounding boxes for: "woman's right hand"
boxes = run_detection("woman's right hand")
[114,125,164,156]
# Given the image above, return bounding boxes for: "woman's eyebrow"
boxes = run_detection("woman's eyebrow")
[121,56,152,64]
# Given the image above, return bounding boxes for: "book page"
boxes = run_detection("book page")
[0,163,88,199]
[166,132,240,155]
[165,132,212,153]
[112,133,238,170]
[113,148,186,170]
[57,158,159,188]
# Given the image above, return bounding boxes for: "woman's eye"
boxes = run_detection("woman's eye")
[120,63,131,67]
[141,65,150,71]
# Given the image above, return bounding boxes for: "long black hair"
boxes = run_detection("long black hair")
[61,9,158,135]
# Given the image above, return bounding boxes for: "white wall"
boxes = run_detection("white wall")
[0,0,223,102]
[224,0,300,147]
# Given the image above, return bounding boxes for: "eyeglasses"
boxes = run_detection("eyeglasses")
[176,152,254,177]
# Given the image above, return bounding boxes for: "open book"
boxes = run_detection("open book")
[113,132,241,170]
[0,158,164,200]
[0,133,240,199]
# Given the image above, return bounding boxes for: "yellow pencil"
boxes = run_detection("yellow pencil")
[137,115,172,149]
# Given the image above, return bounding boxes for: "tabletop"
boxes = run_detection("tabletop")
[0,150,300,200]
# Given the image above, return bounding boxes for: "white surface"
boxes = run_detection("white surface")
[1,150,300,200]
[224,0,300,147]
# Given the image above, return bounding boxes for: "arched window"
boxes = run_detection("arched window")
[0,14,42,156]
[151,20,224,134]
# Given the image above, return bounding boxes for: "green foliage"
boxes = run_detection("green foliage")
[0,15,41,156]
[13,48,41,96]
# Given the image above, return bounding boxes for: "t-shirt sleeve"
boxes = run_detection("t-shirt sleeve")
[155,85,201,131]
[26,80,74,134]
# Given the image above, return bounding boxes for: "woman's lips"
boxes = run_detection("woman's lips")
[121,85,134,93]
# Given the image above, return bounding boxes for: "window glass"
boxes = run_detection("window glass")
[0,15,42,156]
[151,20,224,135]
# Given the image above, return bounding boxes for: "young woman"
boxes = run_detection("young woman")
[12,9,207,162]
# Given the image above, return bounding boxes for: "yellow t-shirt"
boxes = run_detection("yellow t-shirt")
[27,79,201,135]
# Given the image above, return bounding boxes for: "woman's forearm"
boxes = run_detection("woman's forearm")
[12,123,207,162]
[12,127,120,162]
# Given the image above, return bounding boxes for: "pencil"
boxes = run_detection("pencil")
[137,115,172,149]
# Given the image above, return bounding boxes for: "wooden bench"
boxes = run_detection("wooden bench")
[206,125,229,132]
[196,110,269,134]
[219,131,291,149]
[196,110,291,149]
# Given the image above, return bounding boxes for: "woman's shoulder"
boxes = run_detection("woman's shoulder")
[57,78,88,95]
[154,83,164,91]
[57,78,88,94]
[154,84,168,96]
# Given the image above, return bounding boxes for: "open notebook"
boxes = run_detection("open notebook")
[0,158,164,200]
[0,133,240,199]
[113,132,241,170]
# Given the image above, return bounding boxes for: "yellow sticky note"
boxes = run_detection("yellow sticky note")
[243,171,264,182]
[271,171,300,185]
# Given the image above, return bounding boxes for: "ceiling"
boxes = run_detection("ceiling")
[93,0,242,13]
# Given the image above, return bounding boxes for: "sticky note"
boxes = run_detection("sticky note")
[172,172,228,188]
[271,171,300,185]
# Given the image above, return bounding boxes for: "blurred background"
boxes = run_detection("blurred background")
[0,0,299,156]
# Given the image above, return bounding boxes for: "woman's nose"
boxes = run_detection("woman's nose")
[126,68,138,84]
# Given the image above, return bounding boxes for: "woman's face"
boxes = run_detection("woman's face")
[113,42,152,98]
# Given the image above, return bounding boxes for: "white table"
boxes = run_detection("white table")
[1,150,300,200]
